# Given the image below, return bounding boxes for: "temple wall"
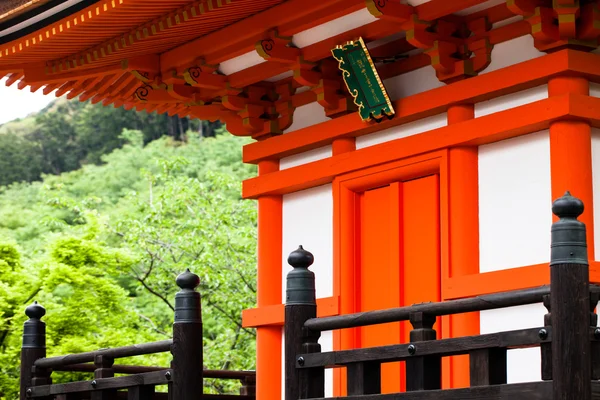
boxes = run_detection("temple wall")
[478,130,552,383]
[281,184,334,396]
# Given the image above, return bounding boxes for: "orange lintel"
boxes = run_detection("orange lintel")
[242,94,600,199]
[443,262,600,300]
[242,296,340,328]
[243,50,600,165]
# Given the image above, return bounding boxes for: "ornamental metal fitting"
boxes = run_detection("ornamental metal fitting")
[595,328,600,340]
[22,301,46,349]
[408,344,416,355]
[297,356,305,366]
[538,328,548,340]
[165,371,172,380]
[285,246,316,306]
[91,380,97,388]
[174,269,201,323]
[550,191,588,266]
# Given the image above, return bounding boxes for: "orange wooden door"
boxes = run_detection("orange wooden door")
[355,175,441,393]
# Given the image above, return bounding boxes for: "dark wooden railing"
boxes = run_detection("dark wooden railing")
[284,191,599,400]
[19,269,255,400]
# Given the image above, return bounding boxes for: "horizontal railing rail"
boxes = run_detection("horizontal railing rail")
[54,363,256,380]
[304,285,600,332]
[34,340,173,369]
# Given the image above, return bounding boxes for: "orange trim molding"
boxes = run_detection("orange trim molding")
[242,296,340,328]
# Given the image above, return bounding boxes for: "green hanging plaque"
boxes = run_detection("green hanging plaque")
[331,37,395,122]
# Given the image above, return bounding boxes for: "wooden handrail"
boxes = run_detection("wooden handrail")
[34,340,173,369]
[53,363,256,380]
[304,285,600,332]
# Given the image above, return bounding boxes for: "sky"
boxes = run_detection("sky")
[0,77,55,125]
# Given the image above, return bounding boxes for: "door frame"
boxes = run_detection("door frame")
[331,150,451,395]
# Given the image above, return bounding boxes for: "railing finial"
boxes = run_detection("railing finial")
[176,268,200,291]
[551,191,587,266]
[25,301,46,321]
[286,245,315,306]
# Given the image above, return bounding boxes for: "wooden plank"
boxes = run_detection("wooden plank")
[346,362,381,395]
[308,381,552,399]
[28,370,172,397]
[298,328,549,368]
[469,348,507,386]
[127,385,155,400]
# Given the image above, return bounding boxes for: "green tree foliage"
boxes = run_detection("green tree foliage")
[0,97,223,186]
[0,132,257,398]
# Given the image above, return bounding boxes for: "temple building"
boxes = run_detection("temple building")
[3,0,600,399]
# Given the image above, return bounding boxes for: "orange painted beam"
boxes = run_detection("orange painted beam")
[243,50,600,164]
[443,262,600,300]
[242,296,340,327]
[242,94,600,198]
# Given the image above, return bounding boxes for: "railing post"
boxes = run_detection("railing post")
[171,269,203,400]
[406,312,441,391]
[550,192,591,400]
[285,246,324,400]
[20,301,47,400]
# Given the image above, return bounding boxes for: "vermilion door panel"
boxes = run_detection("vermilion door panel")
[354,175,440,393]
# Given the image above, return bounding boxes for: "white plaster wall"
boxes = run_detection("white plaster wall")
[479,130,552,271]
[293,8,377,48]
[282,184,334,300]
[478,130,552,383]
[356,113,447,149]
[482,35,544,74]
[383,66,446,100]
[591,128,600,261]
[281,184,334,396]
[455,0,505,16]
[218,51,265,75]
[474,85,548,118]
[286,102,329,133]
[480,304,547,382]
[590,82,600,98]
[280,146,332,170]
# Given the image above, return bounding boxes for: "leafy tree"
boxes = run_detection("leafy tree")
[0,131,257,397]
[0,133,44,186]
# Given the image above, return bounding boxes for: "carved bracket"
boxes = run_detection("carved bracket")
[405,16,493,83]
[508,0,600,52]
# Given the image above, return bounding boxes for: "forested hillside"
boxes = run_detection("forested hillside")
[0,97,222,186]
[0,130,257,398]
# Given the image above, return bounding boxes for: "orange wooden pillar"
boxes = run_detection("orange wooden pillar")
[445,104,480,388]
[256,160,282,400]
[548,77,595,259]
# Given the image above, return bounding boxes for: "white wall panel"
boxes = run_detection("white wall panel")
[383,66,445,100]
[356,113,447,149]
[482,35,544,74]
[591,128,600,261]
[286,102,329,133]
[218,51,265,75]
[480,304,546,383]
[475,85,547,118]
[281,185,334,396]
[280,146,332,170]
[590,82,600,98]
[282,184,333,301]
[292,8,377,48]
[479,130,552,272]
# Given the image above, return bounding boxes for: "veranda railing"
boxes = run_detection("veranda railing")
[19,269,255,400]
[284,191,599,400]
